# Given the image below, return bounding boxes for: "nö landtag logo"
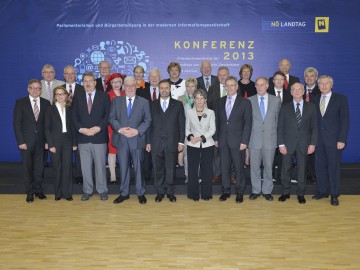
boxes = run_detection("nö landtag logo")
[315,17,329,32]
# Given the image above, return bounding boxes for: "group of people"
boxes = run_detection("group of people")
[13,59,349,206]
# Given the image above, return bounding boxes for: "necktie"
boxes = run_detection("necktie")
[305,88,311,102]
[295,103,301,127]
[68,84,73,101]
[47,82,51,100]
[277,91,282,103]
[320,95,326,116]
[226,96,232,120]
[162,100,167,112]
[127,98,132,117]
[284,76,289,90]
[103,79,106,91]
[33,99,39,121]
[87,93,92,114]
[260,97,265,120]
[222,85,226,97]
[205,78,210,91]
[152,88,157,101]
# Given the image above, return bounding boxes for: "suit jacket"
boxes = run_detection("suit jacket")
[267,87,292,104]
[185,107,216,148]
[148,98,185,152]
[136,85,152,102]
[315,92,349,147]
[249,94,281,150]
[214,94,252,148]
[13,96,51,146]
[95,77,112,92]
[71,89,110,144]
[238,80,257,98]
[45,104,76,148]
[277,101,317,155]
[40,79,65,102]
[196,75,218,91]
[303,84,320,103]
[109,95,151,149]
[62,83,84,101]
[207,82,223,110]
[269,74,300,91]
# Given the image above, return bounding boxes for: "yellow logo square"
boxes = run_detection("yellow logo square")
[315,17,329,32]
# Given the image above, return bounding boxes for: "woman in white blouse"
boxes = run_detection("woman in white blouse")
[45,86,77,201]
[186,89,216,201]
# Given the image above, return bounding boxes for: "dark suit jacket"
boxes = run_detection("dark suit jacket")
[214,94,252,148]
[95,78,112,92]
[268,87,292,104]
[13,97,51,146]
[238,80,257,98]
[72,90,110,144]
[269,74,300,91]
[196,75,218,91]
[147,98,185,152]
[45,104,76,148]
[277,101,317,155]
[303,84,320,103]
[207,82,222,110]
[62,83,84,101]
[136,85,152,102]
[315,92,349,147]
[109,95,151,149]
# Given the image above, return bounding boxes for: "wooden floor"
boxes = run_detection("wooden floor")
[0,195,359,269]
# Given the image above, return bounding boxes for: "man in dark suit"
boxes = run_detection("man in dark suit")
[313,75,349,206]
[214,76,252,203]
[63,65,84,184]
[196,60,218,92]
[277,83,317,204]
[303,67,321,182]
[72,72,110,201]
[146,79,185,202]
[207,66,230,183]
[136,69,161,181]
[110,76,151,204]
[268,71,292,104]
[95,60,112,92]
[269,59,300,91]
[13,79,51,202]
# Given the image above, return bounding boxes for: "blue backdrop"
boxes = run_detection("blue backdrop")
[1,0,359,162]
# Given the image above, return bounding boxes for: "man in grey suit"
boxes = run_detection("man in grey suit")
[248,77,281,201]
[40,64,64,102]
[277,83,317,204]
[110,76,151,204]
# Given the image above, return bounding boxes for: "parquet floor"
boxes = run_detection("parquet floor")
[0,195,359,269]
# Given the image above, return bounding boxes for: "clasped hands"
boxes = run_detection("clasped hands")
[119,127,139,138]
[80,126,101,136]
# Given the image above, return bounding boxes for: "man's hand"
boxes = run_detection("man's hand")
[18,144,27,150]
[178,144,184,152]
[146,144,151,152]
[307,145,315,155]
[337,142,345,150]
[49,147,56,153]
[279,146,287,155]
[240,144,247,151]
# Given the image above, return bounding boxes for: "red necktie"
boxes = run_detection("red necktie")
[87,93,92,114]
[68,84,73,101]
[305,88,311,102]
[152,88,157,101]
[284,76,289,90]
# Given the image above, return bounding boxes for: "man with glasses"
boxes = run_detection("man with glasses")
[214,76,252,203]
[40,64,64,102]
[96,61,112,92]
[13,79,51,202]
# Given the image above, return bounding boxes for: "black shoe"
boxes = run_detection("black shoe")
[113,195,129,204]
[110,180,116,185]
[297,196,306,204]
[236,194,244,203]
[219,193,230,201]
[201,197,211,201]
[155,194,164,202]
[249,193,260,200]
[35,193,47,200]
[75,177,83,184]
[312,193,329,200]
[193,198,199,202]
[307,176,316,183]
[26,194,34,203]
[278,194,290,202]
[66,197,73,201]
[263,194,274,201]
[167,194,177,202]
[144,177,151,182]
[55,197,61,201]
[138,195,147,204]
[331,196,339,206]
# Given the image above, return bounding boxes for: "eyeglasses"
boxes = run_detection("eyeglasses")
[226,84,237,88]
[124,85,136,89]
[55,93,67,96]
[42,71,54,74]
[28,87,41,91]
[64,73,75,76]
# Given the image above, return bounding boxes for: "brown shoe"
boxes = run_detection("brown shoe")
[231,176,237,184]
[212,175,222,183]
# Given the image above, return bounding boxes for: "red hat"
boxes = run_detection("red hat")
[105,73,126,86]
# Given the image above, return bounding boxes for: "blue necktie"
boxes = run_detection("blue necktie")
[127,98,132,117]
[260,97,265,120]
[162,100,167,112]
